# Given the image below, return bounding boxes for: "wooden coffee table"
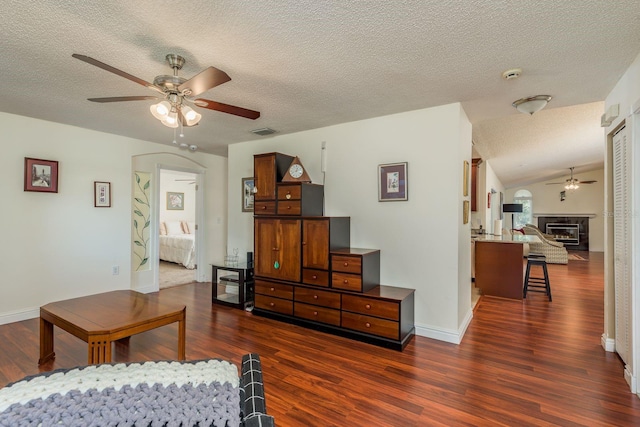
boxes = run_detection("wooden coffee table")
[39,290,186,365]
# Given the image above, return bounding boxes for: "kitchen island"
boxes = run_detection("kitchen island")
[473,234,541,300]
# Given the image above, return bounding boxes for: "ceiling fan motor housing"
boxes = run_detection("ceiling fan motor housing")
[166,54,185,70]
[153,75,187,92]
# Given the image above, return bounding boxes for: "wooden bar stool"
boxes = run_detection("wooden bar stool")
[523,253,552,301]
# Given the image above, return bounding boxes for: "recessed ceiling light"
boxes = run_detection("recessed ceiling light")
[502,68,522,80]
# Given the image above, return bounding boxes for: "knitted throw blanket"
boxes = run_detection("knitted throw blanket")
[0,359,240,427]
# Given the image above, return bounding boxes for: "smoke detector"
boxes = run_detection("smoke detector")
[502,68,522,80]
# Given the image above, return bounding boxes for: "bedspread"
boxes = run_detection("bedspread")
[160,234,195,269]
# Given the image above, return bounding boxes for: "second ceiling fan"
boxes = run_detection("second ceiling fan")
[545,167,597,189]
[72,53,260,128]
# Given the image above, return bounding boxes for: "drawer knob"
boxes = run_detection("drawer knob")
[312,275,317,279]
[343,279,348,284]
[269,302,275,307]
[365,304,371,310]
[343,262,348,267]
[313,295,318,299]
[313,311,318,316]
[270,287,275,291]
[287,206,291,210]
[365,322,371,328]
[261,206,266,210]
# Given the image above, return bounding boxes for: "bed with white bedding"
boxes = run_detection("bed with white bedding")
[160,221,196,269]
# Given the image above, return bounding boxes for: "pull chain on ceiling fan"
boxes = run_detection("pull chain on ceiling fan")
[72,53,260,144]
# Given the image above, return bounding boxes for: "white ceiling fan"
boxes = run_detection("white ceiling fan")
[175,178,196,185]
[545,167,597,190]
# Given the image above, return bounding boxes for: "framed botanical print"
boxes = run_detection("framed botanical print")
[167,192,184,210]
[94,181,111,207]
[378,162,408,202]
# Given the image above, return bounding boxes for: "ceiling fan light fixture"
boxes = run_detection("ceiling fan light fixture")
[150,101,171,120]
[512,95,552,115]
[161,111,179,128]
[181,105,202,126]
[565,182,579,190]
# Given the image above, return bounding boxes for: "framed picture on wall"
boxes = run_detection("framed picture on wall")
[242,177,255,212]
[94,181,111,207]
[378,162,408,201]
[167,192,184,210]
[24,157,58,193]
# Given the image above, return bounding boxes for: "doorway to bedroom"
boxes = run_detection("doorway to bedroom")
[158,169,197,288]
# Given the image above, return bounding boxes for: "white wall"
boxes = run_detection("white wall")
[504,169,604,251]
[0,112,227,324]
[228,103,473,343]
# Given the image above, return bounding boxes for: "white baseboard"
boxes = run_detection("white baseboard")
[415,309,473,345]
[134,284,157,294]
[601,333,616,352]
[624,365,637,393]
[0,308,39,325]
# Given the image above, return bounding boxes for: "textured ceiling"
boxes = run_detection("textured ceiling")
[3,1,640,187]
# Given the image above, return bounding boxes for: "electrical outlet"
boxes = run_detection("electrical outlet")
[112,266,119,275]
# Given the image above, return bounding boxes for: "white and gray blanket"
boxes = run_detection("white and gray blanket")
[0,359,241,427]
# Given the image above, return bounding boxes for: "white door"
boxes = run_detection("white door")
[613,125,632,365]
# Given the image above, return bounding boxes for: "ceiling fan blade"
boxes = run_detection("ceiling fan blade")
[178,67,231,97]
[194,98,260,120]
[545,182,565,185]
[72,54,164,94]
[87,96,160,103]
[578,180,597,184]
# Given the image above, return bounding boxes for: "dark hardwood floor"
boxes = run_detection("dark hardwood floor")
[1,252,639,425]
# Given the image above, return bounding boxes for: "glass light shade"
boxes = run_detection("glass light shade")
[150,101,171,120]
[565,182,579,190]
[181,106,202,126]
[512,95,552,115]
[161,111,179,128]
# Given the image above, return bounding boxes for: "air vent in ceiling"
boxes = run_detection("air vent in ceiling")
[251,127,276,136]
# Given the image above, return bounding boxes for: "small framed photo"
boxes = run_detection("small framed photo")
[242,177,255,212]
[24,157,58,193]
[378,162,408,202]
[167,192,184,210]
[94,181,111,207]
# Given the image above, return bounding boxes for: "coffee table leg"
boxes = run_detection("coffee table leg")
[88,335,112,364]
[178,310,186,360]
[38,317,55,365]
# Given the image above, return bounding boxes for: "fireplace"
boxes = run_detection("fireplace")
[537,216,589,251]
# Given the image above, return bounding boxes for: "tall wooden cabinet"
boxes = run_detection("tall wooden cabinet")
[471,158,481,211]
[254,152,294,215]
[251,152,415,350]
[254,218,301,282]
